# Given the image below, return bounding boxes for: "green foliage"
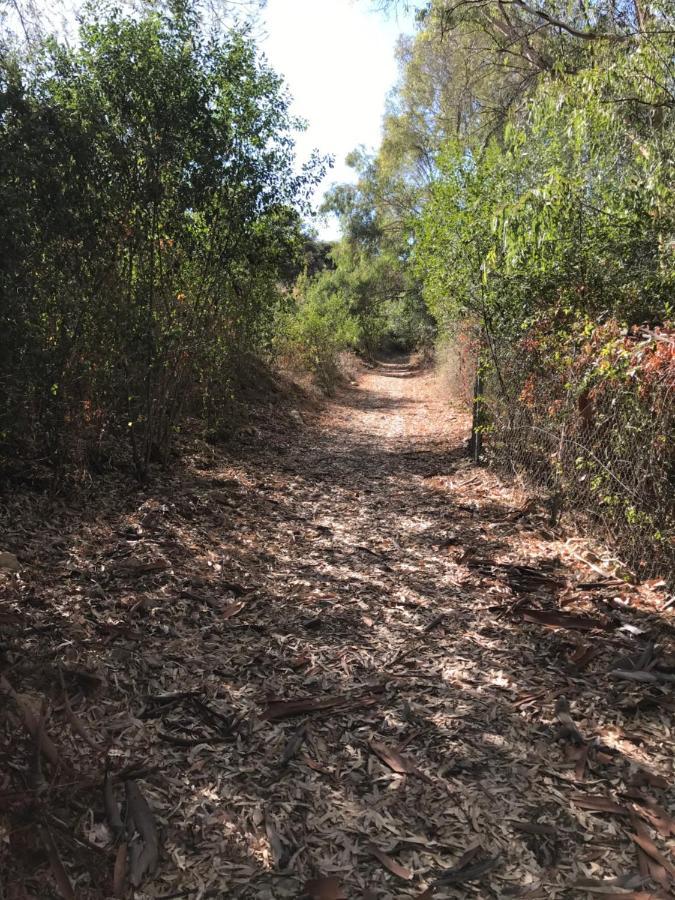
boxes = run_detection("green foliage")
[361,1,675,576]
[416,36,675,333]
[309,142,433,359]
[275,271,360,392]
[408,18,675,575]
[0,1,323,477]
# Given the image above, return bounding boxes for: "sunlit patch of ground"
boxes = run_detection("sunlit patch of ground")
[1,356,673,898]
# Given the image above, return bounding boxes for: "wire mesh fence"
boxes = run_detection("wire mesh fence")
[479,322,674,583]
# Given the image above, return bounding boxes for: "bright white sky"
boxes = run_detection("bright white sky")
[261,0,414,239]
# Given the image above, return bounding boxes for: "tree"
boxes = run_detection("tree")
[0,0,324,477]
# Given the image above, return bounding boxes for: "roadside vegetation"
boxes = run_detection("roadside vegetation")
[1,0,673,574]
[2,3,675,897]
[293,0,674,578]
[1,0,325,480]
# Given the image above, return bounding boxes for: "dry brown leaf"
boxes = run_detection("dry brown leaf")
[113,842,127,899]
[369,843,413,880]
[555,696,584,744]
[369,739,414,774]
[111,558,169,576]
[264,815,284,866]
[433,852,501,886]
[40,827,75,900]
[0,550,20,571]
[520,608,608,631]
[569,643,601,671]
[630,768,670,790]
[104,770,124,837]
[59,669,99,751]
[631,832,675,881]
[304,877,347,899]
[222,600,246,619]
[221,580,249,596]
[1,676,61,769]
[300,754,332,774]
[601,894,670,900]
[574,743,590,781]
[611,669,660,683]
[279,724,306,766]
[631,811,653,880]
[264,689,381,720]
[288,655,311,670]
[5,359,674,898]
[511,821,557,836]
[264,695,347,720]
[625,792,675,837]
[570,793,628,815]
[125,781,159,887]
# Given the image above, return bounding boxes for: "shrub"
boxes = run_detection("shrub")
[0,2,320,479]
[275,273,360,392]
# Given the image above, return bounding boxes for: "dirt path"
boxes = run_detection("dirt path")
[2,359,674,899]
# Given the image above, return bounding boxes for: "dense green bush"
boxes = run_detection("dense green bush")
[0,2,320,478]
[313,0,675,577]
[275,272,360,392]
[277,238,434,390]
[410,29,674,576]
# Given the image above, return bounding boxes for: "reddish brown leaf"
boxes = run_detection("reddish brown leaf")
[264,695,347,720]
[304,877,347,899]
[113,842,127,899]
[369,843,413,880]
[631,832,675,881]
[369,739,414,774]
[520,608,608,631]
[570,793,628,815]
[626,791,675,837]
[221,600,245,619]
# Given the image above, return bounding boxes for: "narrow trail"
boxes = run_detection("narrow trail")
[2,359,674,899]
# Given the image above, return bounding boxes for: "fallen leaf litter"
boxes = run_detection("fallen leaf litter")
[1,359,673,898]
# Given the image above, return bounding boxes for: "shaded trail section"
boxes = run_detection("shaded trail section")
[2,358,674,898]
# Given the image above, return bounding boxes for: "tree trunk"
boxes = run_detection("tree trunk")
[469,366,483,464]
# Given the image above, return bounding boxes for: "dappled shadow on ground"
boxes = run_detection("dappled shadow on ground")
[327,387,417,413]
[1,360,674,898]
